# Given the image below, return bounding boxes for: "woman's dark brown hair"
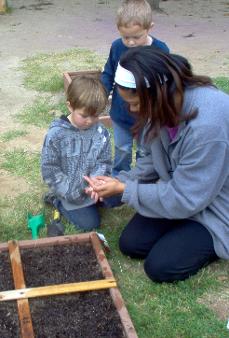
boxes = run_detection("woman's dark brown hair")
[117,46,214,141]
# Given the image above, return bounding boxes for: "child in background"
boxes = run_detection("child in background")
[41,76,112,233]
[101,0,169,176]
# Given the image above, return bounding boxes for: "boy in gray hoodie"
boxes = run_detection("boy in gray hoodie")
[41,76,112,232]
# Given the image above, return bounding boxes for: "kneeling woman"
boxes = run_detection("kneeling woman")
[85,46,229,283]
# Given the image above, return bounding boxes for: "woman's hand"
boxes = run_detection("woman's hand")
[84,176,125,198]
[84,177,102,202]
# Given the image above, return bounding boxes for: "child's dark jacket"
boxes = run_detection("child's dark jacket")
[101,37,169,129]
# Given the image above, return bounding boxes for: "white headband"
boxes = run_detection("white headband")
[115,63,150,88]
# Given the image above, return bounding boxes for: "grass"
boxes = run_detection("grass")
[0,130,28,142]
[100,208,229,337]
[20,48,106,92]
[1,149,41,184]
[16,96,68,128]
[1,48,229,338]
[214,77,229,93]
[0,193,43,241]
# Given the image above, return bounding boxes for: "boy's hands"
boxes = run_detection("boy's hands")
[84,176,105,202]
[84,176,125,200]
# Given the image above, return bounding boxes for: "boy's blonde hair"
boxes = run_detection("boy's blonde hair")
[67,75,108,116]
[116,0,153,29]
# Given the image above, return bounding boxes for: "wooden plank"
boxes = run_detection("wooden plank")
[8,240,35,338]
[0,233,91,252]
[63,70,101,92]
[90,232,114,279]
[0,278,117,301]
[8,240,26,288]
[110,287,139,338]
[90,234,138,338]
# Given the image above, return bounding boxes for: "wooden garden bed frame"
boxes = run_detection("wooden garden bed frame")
[0,232,138,338]
[63,70,112,128]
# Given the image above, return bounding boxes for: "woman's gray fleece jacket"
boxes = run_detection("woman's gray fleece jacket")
[118,87,229,260]
[41,117,112,211]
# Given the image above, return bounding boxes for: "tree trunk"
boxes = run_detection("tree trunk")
[0,0,7,13]
[147,0,160,10]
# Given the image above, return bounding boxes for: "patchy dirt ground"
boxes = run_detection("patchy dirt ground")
[0,0,229,183]
[0,0,229,323]
[0,0,229,193]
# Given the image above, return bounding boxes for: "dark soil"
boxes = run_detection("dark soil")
[0,252,14,291]
[0,243,125,338]
[0,302,20,338]
[0,252,20,337]
[21,243,104,286]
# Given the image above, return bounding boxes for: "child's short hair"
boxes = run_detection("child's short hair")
[116,0,153,29]
[67,75,108,116]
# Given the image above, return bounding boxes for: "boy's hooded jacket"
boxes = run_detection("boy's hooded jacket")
[41,116,112,210]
